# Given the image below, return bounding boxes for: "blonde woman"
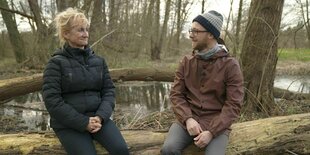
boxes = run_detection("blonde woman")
[42,8,129,155]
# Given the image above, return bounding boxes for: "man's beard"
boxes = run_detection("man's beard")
[193,42,207,51]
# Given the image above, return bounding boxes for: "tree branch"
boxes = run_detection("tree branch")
[0,6,33,19]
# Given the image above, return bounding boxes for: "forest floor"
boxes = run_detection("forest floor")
[276,60,310,75]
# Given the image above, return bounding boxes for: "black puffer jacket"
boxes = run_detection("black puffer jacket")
[42,44,115,132]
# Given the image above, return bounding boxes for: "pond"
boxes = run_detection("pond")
[0,81,172,132]
[274,75,310,93]
[0,75,309,133]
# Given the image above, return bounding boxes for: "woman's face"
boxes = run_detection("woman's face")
[64,20,89,49]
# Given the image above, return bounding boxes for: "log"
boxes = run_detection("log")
[0,67,309,102]
[0,67,175,102]
[0,113,309,155]
[0,73,43,102]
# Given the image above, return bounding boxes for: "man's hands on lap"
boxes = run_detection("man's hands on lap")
[186,118,202,136]
[186,118,213,148]
[194,131,213,148]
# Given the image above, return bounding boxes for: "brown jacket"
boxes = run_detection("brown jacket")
[170,50,244,137]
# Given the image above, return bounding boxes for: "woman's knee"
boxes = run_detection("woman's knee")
[109,144,129,155]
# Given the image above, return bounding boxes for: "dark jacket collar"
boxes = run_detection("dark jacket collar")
[53,43,93,58]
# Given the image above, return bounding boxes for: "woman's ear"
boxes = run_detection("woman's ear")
[63,31,69,40]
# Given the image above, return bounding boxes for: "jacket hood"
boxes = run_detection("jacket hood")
[210,49,230,59]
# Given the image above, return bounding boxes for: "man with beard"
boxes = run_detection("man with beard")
[161,10,244,155]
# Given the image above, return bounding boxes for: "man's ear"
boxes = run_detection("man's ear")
[207,33,214,39]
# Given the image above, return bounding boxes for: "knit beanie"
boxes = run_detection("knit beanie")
[192,10,223,39]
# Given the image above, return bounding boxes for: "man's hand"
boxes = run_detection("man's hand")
[86,116,102,133]
[186,118,202,136]
[194,131,213,148]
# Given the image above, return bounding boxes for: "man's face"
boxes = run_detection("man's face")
[189,22,212,51]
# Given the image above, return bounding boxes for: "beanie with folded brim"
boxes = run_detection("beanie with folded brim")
[193,10,223,39]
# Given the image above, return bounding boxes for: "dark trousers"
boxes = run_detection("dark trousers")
[54,119,129,155]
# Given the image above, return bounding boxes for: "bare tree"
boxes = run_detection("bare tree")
[0,0,26,63]
[293,23,305,49]
[27,0,50,65]
[175,0,182,46]
[158,0,171,58]
[241,0,284,115]
[150,0,160,60]
[296,0,310,47]
[81,0,92,17]
[0,0,200,67]
[140,0,155,55]
[89,0,105,44]
[56,0,78,12]
[108,0,116,31]
[201,0,206,13]
[233,0,243,55]
[18,1,36,32]
[171,0,194,52]
[223,0,234,41]
[149,0,172,60]
[28,0,47,38]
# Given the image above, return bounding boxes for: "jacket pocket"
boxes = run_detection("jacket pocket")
[62,73,72,91]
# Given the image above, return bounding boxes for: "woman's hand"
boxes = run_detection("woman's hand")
[86,116,102,133]
[92,116,102,124]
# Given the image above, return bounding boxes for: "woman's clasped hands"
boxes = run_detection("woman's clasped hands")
[86,116,102,133]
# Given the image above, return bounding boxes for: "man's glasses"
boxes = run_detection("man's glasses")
[188,29,208,36]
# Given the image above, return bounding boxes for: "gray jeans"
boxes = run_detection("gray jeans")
[161,123,229,155]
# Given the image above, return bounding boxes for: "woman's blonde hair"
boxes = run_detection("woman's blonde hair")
[54,8,89,45]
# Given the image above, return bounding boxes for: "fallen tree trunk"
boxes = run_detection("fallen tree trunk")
[0,113,309,155]
[0,73,43,102]
[0,67,309,102]
[0,68,175,102]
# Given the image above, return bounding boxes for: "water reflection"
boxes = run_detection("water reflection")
[0,93,51,132]
[20,109,50,131]
[0,76,309,133]
[274,75,310,93]
[115,82,171,115]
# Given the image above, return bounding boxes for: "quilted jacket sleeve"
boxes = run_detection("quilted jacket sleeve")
[95,58,115,123]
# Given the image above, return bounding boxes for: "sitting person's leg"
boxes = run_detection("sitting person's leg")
[161,123,193,155]
[204,132,229,155]
[54,128,96,155]
[92,119,129,155]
